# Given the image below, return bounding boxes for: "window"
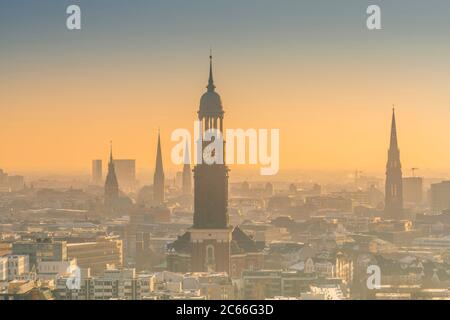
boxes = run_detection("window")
[206,245,215,264]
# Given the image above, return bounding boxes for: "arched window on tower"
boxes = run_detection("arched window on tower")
[206,245,215,265]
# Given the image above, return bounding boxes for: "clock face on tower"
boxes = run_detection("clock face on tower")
[203,145,216,165]
[202,137,225,165]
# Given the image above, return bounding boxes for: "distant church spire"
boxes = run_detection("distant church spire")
[182,140,192,195]
[385,108,403,218]
[109,140,113,162]
[207,51,216,92]
[389,106,398,150]
[105,141,119,213]
[153,131,165,205]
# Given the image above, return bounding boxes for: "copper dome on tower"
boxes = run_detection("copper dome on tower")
[198,54,224,118]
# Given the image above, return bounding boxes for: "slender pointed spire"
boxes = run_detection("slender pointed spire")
[385,107,403,218]
[155,131,163,172]
[109,140,113,163]
[153,130,165,205]
[105,141,119,214]
[207,51,215,92]
[107,140,116,176]
[389,106,398,150]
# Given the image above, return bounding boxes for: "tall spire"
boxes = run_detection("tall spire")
[109,140,113,162]
[207,51,215,92]
[153,130,165,205]
[198,50,224,119]
[389,107,398,150]
[155,131,163,173]
[385,107,403,218]
[105,141,119,214]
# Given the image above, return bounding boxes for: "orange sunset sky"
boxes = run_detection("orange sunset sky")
[1,1,450,176]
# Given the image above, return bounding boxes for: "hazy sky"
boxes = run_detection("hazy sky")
[1,0,450,176]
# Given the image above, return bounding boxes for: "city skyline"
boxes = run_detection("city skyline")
[3,1,450,303]
[2,1,450,174]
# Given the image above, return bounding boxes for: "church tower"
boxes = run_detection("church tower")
[104,142,119,212]
[385,108,403,218]
[166,54,265,277]
[153,131,165,205]
[193,54,228,229]
[190,54,231,273]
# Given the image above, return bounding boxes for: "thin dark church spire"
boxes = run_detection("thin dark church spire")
[390,106,398,150]
[385,107,403,218]
[153,130,165,205]
[109,140,113,162]
[105,140,119,214]
[155,131,163,173]
[207,51,215,92]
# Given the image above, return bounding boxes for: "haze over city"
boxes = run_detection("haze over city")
[2,0,450,304]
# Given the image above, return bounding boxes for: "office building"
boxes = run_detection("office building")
[403,177,423,206]
[7,255,29,281]
[0,257,7,281]
[67,238,123,275]
[12,239,67,269]
[55,267,154,300]
[8,175,25,192]
[92,159,102,185]
[430,181,450,213]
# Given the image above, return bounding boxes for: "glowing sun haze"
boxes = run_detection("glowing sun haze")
[1,0,450,175]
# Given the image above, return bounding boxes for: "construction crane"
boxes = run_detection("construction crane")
[411,167,419,177]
